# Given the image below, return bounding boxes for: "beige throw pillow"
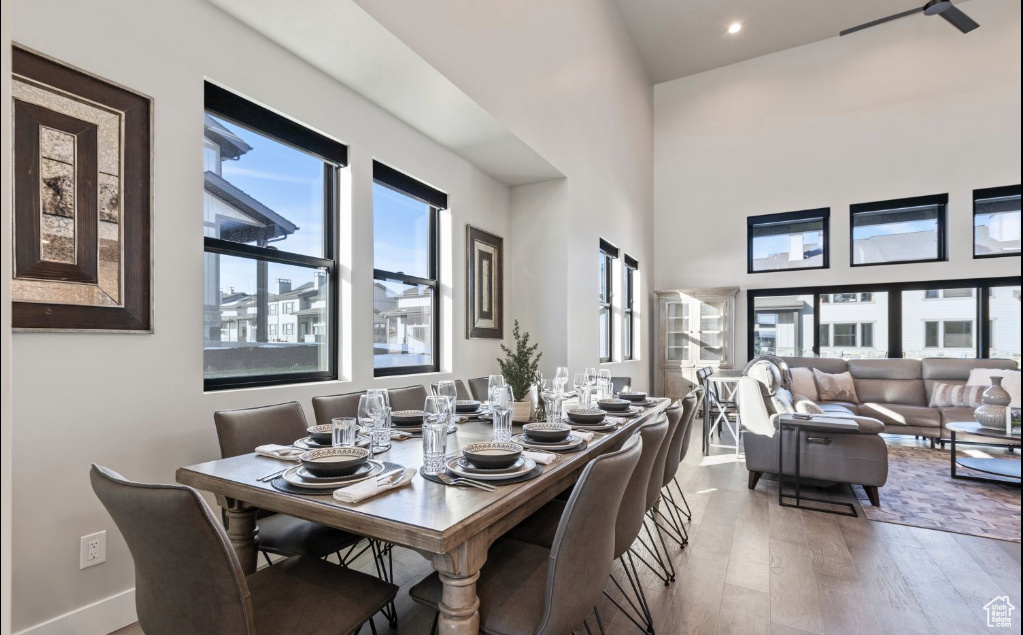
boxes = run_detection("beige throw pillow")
[793,394,825,415]
[789,367,819,401]
[929,383,985,408]
[813,369,859,403]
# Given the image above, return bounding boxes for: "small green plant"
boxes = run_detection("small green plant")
[497,320,542,402]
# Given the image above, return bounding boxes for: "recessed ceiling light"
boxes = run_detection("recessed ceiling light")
[728,22,742,34]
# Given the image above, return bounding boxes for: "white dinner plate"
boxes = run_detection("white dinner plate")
[446,456,536,481]
[281,461,384,489]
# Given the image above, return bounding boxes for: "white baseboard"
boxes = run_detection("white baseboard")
[15,589,136,635]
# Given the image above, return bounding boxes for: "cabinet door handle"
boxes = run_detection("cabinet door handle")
[807,436,832,445]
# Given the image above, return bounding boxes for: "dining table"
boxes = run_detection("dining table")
[177,397,670,635]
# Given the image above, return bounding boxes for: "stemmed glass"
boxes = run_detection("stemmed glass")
[490,385,514,442]
[358,393,387,453]
[574,372,591,408]
[487,374,505,404]
[598,369,612,399]
[554,367,569,394]
[437,380,458,431]
[422,396,450,475]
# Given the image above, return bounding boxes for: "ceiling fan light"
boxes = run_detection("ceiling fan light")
[727,22,742,34]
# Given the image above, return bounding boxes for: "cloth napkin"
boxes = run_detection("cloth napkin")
[333,468,416,504]
[570,429,596,441]
[255,444,304,461]
[523,450,557,465]
[391,430,413,441]
[604,417,628,426]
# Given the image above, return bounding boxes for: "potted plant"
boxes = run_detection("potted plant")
[497,320,543,422]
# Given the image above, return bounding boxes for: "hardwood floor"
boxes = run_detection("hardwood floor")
[111,431,1020,635]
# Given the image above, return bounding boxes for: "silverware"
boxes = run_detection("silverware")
[257,467,290,482]
[376,470,406,486]
[436,473,497,492]
[375,468,404,482]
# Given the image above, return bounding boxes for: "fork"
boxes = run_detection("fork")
[436,473,497,492]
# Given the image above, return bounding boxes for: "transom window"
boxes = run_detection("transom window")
[372,161,444,376]
[974,184,1021,258]
[747,208,829,273]
[202,82,344,390]
[850,194,947,266]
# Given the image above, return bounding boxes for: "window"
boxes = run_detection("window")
[623,255,638,360]
[851,194,947,266]
[748,276,1020,362]
[599,239,618,363]
[372,161,443,376]
[203,83,343,390]
[748,208,829,273]
[974,185,1021,258]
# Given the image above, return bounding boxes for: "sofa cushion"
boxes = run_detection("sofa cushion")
[967,368,1021,407]
[854,378,927,406]
[858,402,942,428]
[789,367,818,401]
[921,357,1018,381]
[818,401,857,413]
[848,358,922,380]
[783,357,849,374]
[928,383,985,408]
[814,369,859,402]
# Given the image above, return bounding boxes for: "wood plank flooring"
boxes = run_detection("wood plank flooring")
[112,431,1020,635]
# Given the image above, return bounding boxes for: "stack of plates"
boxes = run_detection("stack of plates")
[511,432,587,452]
[601,406,643,418]
[391,410,425,427]
[281,460,385,490]
[294,435,370,450]
[564,419,618,432]
[445,455,537,481]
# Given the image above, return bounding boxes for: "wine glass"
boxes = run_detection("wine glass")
[358,393,386,452]
[574,372,591,408]
[437,380,458,431]
[367,387,390,408]
[598,369,612,399]
[555,367,569,393]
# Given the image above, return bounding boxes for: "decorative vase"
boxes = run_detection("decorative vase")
[974,376,1011,429]
[512,399,532,423]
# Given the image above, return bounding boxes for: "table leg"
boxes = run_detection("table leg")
[950,430,957,480]
[419,536,488,635]
[223,498,259,574]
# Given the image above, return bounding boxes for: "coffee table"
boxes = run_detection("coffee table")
[946,422,1021,486]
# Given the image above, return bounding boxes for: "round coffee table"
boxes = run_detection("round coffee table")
[946,422,1021,486]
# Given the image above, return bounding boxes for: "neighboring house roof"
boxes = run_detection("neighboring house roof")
[204,114,252,160]
[975,225,1022,255]
[755,295,809,311]
[853,230,936,263]
[205,171,299,240]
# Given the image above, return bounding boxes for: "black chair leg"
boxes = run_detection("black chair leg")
[430,611,439,635]
[594,606,608,635]
[370,541,398,628]
[262,551,274,567]
[368,615,377,635]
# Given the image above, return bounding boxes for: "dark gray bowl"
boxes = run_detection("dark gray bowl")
[462,442,523,470]
[523,422,572,442]
[455,400,482,413]
[391,409,425,427]
[306,424,333,443]
[567,409,606,425]
[299,447,370,477]
[618,391,647,402]
[597,398,631,412]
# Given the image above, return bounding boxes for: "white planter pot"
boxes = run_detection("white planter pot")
[512,399,532,423]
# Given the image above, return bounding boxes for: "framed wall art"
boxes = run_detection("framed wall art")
[466,225,503,339]
[12,46,152,332]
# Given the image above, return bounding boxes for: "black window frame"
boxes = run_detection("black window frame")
[623,255,638,361]
[850,194,948,267]
[372,160,444,378]
[973,184,1022,260]
[599,239,618,363]
[203,82,344,391]
[746,275,1021,361]
[747,208,830,274]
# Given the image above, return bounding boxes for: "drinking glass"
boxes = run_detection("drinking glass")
[359,393,388,453]
[542,389,563,424]
[367,388,390,408]
[555,367,569,393]
[437,380,458,430]
[422,396,450,475]
[491,384,514,442]
[331,417,358,447]
[574,373,591,408]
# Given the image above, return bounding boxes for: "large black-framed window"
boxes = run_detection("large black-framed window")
[850,194,947,267]
[747,208,830,274]
[747,275,1021,363]
[373,161,444,377]
[599,239,618,363]
[974,184,1021,259]
[203,82,344,391]
[623,255,638,360]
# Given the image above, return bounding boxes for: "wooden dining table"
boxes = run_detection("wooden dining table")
[177,399,669,635]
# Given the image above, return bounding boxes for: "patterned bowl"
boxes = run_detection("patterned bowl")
[597,398,631,412]
[391,410,425,427]
[462,441,523,469]
[306,424,334,443]
[618,391,648,402]
[299,447,371,476]
[567,409,607,425]
[455,400,482,413]
[522,422,572,442]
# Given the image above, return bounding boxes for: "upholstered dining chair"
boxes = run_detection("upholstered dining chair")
[311,390,365,427]
[467,376,490,401]
[386,384,430,411]
[633,401,683,586]
[409,434,644,635]
[90,464,397,635]
[662,388,704,527]
[656,391,700,545]
[611,376,633,395]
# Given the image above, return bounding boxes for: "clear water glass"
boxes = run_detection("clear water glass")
[542,390,563,423]
[574,373,591,408]
[373,408,392,451]
[487,374,505,403]
[359,393,387,452]
[555,367,569,393]
[367,388,390,408]
[422,414,448,475]
[491,385,514,441]
[598,369,612,397]
[437,380,457,430]
[331,417,358,447]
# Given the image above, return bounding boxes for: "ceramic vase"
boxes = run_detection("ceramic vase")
[512,399,532,423]
[974,376,1011,428]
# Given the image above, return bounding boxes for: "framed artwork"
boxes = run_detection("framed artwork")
[12,47,152,332]
[466,225,503,339]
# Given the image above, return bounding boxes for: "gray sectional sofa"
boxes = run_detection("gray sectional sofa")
[781,357,1019,445]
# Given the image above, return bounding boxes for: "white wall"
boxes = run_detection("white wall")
[355,0,656,386]
[8,0,514,631]
[2,0,15,632]
[654,0,1021,362]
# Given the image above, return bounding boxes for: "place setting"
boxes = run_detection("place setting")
[421,441,548,490]
[512,421,591,452]
[294,424,372,450]
[561,408,619,432]
[618,390,659,409]
[265,446,410,497]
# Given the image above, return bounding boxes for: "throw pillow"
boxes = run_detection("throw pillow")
[813,369,859,403]
[928,382,985,408]
[771,387,795,415]
[966,368,1021,408]
[789,367,819,401]
[793,394,825,415]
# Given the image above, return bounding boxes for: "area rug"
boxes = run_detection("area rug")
[852,444,1021,542]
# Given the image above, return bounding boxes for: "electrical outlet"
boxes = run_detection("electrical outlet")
[80,531,106,569]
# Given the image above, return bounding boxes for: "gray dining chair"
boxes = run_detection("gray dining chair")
[467,376,490,401]
[387,384,430,411]
[656,392,699,546]
[409,433,644,635]
[90,464,398,635]
[632,401,684,586]
[311,390,366,427]
[662,388,704,528]
[612,376,633,394]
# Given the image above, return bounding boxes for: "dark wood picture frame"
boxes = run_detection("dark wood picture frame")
[466,225,503,339]
[12,47,152,332]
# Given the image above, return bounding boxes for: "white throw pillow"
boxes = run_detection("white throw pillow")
[789,367,818,401]
[966,368,1021,408]
[928,383,985,408]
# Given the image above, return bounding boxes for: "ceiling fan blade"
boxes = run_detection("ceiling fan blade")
[938,4,980,33]
[840,6,925,36]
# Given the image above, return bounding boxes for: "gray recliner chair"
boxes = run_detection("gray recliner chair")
[737,356,889,507]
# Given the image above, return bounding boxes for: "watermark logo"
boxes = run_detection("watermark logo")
[983,596,1016,629]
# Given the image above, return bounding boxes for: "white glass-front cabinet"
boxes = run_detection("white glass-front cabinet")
[655,288,738,401]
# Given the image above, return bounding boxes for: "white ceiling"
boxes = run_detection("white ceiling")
[208,0,562,186]
[611,0,964,83]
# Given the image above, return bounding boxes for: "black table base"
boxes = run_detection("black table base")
[950,429,1022,487]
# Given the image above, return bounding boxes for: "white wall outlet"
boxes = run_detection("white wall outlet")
[80,530,107,569]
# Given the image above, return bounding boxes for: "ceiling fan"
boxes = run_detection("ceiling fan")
[840,0,979,36]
